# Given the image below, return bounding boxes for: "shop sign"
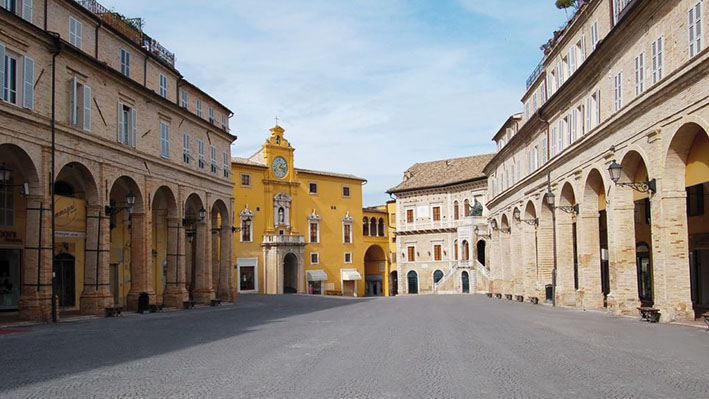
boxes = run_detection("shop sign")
[0,230,22,244]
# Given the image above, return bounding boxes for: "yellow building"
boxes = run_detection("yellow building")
[231,125,391,297]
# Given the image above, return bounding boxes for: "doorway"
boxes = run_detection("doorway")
[240,266,255,291]
[691,249,709,317]
[407,270,418,294]
[636,242,653,307]
[390,271,398,296]
[283,253,298,294]
[461,271,470,293]
[0,249,21,310]
[54,253,76,308]
[365,274,382,296]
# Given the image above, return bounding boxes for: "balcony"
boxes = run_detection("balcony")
[262,234,305,245]
[78,0,175,67]
[526,58,545,90]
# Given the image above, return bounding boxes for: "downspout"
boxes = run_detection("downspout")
[94,19,101,59]
[143,53,148,87]
[48,31,62,322]
[43,0,47,30]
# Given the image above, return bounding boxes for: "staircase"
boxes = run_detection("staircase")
[475,260,491,292]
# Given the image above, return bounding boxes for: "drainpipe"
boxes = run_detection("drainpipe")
[94,19,101,59]
[43,0,47,30]
[143,53,148,87]
[48,32,62,322]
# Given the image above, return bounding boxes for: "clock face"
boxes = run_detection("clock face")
[272,156,288,178]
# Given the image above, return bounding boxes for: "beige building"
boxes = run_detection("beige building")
[388,154,493,295]
[484,0,709,322]
[0,0,235,321]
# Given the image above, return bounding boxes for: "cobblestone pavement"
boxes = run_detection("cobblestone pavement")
[1,294,708,399]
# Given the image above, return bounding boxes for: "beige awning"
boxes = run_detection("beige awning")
[306,270,328,282]
[342,270,362,281]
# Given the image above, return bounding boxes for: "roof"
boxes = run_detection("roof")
[387,153,495,194]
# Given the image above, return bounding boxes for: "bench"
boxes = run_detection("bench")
[529,297,539,304]
[701,313,709,332]
[182,301,196,309]
[325,290,342,296]
[149,304,163,313]
[637,307,660,323]
[516,295,524,302]
[494,293,502,299]
[210,299,222,307]
[485,292,493,298]
[104,307,123,317]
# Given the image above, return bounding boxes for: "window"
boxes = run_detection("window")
[578,36,586,62]
[689,1,703,58]
[362,217,369,235]
[196,99,202,117]
[541,136,548,164]
[210,145,217,173]
[342,186,350,197]
[241,218,252,242]
[432,206,441,222]
[0,179,13,227]
[69,17,82,49]
[208,107,215,124]
[223,152,229,178]
[585,97,592,133]
[525,102,529,120]
[117,103,136,147]
[569,109,577,143]
[464,199,471,217]
[159,74,167,98]
[2,50,17,104]
[160,121,169,158]
[240,173,251,187]
[344,252,352,263]
[433,270,444,283]
[198,140,205,169]
[454,240,458,260]
[222,114,227,130]
[652,36,664,84]
[635,52,645,96]
[343,222,352,244]
[370,217,377,236]
[551,126,557,156]
[453,201,459,220]
[559,56,566,83]
[69,77,90,131]
[119,48,130,77]
[462,240,470,261]
[533,145,539,170]
[1,0,16,14]
[310,252,319,265]
[406,209,414,223]
[310,221,319,243]
[532,93,537,112]
[433,244,442,261]
[687,184,705,216]
[180,90,188,108]
[539,82,547,104]
[614,72,623,111]
[568,48,576,76]
[309,183,318,194]
[515,159,521,181]
[183,134,190,164]
[407,246,415,262]
[592,90,600,125]
[378,218,384,236]
[591,21,599,50]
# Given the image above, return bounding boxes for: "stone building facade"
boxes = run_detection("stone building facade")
[388,154,493,295]
[484,0,709,322]
[0,0,235,320]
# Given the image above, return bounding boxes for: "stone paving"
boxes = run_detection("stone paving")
[0,294,708,398]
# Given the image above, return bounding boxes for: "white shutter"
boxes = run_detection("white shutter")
[70,76,77,125]
[586,97,592,131]
[83,85,91,131]
[22,56,33,109]
[130,108,137,147]
[0,44,6,101]
[22,0,32,22]
[117,102,123,142]
[581,34,586,61]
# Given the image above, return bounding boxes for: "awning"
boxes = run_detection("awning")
[307,270,328,281]
[342,270,362,281]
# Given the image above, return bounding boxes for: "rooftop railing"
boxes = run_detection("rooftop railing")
[526,58,545,90]
[77,0,175,67]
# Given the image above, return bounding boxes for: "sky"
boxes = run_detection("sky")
[99,0,569,206]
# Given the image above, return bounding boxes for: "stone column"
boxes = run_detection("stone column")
[80,205,113,315]
[19,195,53,321]
[217,225,233,301]
[163,217,188,307]
[577,210,603,309]
[500,230,511,294]
[653,192,694,321]
[192,220,214,303]
[555,212,576,307]
[521,223,537,299]
[126,212,152,310]
[211,226,219,293]
[510,221,523,296]
[490,230,501,293]
[606,201,640,315]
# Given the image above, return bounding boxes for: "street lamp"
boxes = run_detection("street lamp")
[607,159,656,194]
[105,191,136,215]
[231,216,252,233]
[182,206,206,226]
[545,173,558,307]
[474,226,491,239]
[0,163,30,195]
[513,207,538,226]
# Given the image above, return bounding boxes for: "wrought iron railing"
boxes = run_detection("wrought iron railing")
[526,59,545,89]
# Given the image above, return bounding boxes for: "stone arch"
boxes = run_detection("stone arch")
[407,270,418,294]
[499,213,511,294]
[55,162,99,204]
[364,244,386,296]
[183,192,213,303]
[578,168,608,310]
[370,217,377,237]
[283,252,298,294]
[557,181,579,305]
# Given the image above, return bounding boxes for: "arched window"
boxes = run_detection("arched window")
[464,199,471,217]
[454,240,458,260]
[363,217,369,236]
[453,200,459,220]
[462,240,470,261]
[378,218,385,236]
[433,269,444,284]
[370,217,377,236]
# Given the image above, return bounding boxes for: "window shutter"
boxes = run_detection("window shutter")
[22,0,32,22]
[586,97,591,131]
[581,34,586,61]
[117,102,122,142]
[22,56,34,109]
[130,108,137,147]
[76,18,82,48]
[690,7,695,56]
[83,85,91,131]
[0,44,5,99]
[70,76,77,125]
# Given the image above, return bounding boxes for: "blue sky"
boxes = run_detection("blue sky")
[100,0,568,206]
